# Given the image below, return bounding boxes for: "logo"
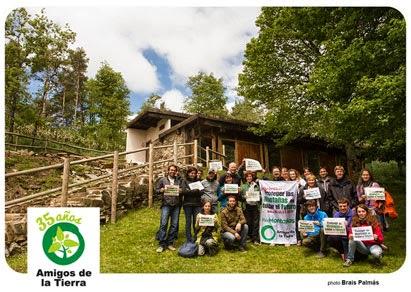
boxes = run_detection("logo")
[261,224,276,241]
[42,222,85,265]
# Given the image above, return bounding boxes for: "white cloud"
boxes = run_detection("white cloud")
[159,89,186,112]
[28,7,260,96]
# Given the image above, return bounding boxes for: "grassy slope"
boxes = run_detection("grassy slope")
[7,179,405,273]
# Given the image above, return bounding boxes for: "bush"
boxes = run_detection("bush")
[365,160,401,185]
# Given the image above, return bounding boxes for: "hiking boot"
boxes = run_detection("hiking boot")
[167,245,176,251]
[296,240,302,246]
[198,245,205,256]
[343,259,352,267]
[316,251,326,258]
[156,246,165,253]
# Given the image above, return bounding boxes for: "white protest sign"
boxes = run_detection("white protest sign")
[245,190,260,202]
[352,226,374,241]
[198,214,215,226]
[164,185,179,196]
[323,218,347,236]
[245,158,262,171]
[298,220,315,232]
[189,181,204,190]
[364,187,385,200]
[209,161,223,171]
[224,184,239,194]
[303,187,321,199]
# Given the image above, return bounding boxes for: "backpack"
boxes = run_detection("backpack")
[178,242,198,258]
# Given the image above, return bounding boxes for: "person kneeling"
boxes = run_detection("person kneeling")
[220,195,248,252]
[343,204,384,267]
[195,200,220,256]
[301,200,328,258]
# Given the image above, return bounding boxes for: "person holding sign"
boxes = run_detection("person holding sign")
[181,166,204,243]
[155,165,182,253]
[327,198,353,261]
[327,165,358,214]
[219,162,243,185]
[343,204,384,267]
[240,171,261,245]
[201,170,219,213]
[195,200,220,256]
[220,195,248,252]
[288,169,306,187]
[301,200,328,258]
[217,173,239,209]
[317,167,332,193]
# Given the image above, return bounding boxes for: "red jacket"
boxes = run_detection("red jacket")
[348,221,384,246]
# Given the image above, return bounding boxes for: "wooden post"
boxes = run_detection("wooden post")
[14,135,18,151]
[193,139,198,166]
[206,146,210,168]
[148,143,154,208]
[111,151,119,224]
[222,144,226,167]
[61,157,70,207]
[173,140,178,165]
[44,139,48,153]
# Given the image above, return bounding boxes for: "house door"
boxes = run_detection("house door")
[237,141,261,165]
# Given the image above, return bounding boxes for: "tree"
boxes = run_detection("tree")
[184,72,228,117]
[140,93,167,112]
[238,7,405,168]
[230,98,262,122]
[84,63,130,150]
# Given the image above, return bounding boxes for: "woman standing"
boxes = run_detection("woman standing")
[343,204,384,267]
[240,171,261,245]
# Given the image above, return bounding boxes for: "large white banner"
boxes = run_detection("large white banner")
[258,180,298,244]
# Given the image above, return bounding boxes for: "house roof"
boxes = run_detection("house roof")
[127,108,190,130]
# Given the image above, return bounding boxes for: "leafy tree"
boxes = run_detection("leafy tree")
[184,72,228,117]
[230,98,262,122]
[84,63,130,150]
[238,7,405,169]
[140,93,167,112]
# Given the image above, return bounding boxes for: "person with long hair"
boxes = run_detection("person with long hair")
[289,168,306,245]
[343,204,384,267]
[195,200,220,256]
[240,171,261,245]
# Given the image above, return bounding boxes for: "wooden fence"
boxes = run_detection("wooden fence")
[5,140,197,223]
[5,131,110,156]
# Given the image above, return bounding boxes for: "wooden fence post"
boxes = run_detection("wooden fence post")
[44,139,48,153]
[193,139,198,166]
[206,146,210,168]
[111,151,119,224]
[173,140,178,165]
[148,143,154,208]
[61,157,70,206]
[222,145,226,167]
[14,135,18,151]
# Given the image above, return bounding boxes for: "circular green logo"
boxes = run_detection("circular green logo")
[261,225,276,241]
[42,222,85,265]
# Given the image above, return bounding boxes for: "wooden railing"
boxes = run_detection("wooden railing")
[5,131,110,156]
[5,140,198,223]
[198,145,227,167]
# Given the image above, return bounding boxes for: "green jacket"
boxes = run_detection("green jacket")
[195,213,220,244]
[220,205,246,234]
[240,181,261,206]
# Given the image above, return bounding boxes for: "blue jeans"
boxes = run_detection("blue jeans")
[222,224,249,249]
[347,240,383,261]
[183,206,201,243]
[157,205,181,247]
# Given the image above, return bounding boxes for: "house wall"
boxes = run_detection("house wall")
[126,119,172,163]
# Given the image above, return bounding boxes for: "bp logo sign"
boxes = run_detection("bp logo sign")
[42,222,85,265]
[261,225,276,241]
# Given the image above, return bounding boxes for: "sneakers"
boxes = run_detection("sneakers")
[156,246,165,253]
[296,240,302,246]
[343,259,353,267]
[167,245,176,251]
[316,251,326,258]
[380,244,389,251]
[198,245,205,256]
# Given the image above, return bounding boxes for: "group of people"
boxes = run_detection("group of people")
[155,161,391,267]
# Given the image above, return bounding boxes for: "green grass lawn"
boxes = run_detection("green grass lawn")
[6,180,406,273]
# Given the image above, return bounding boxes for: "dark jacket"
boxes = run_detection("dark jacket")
[155,176,182,207]
[180,177,203,207]
[317,176,332,193]
[327,177,358,212]
[298,183,328,212]
[218,171,242,186]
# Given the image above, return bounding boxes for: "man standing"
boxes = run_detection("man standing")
[327,165,358,214]
[317,167,332,193]
[155,164,182,252]
[221,195,249,252]
[219,162,242,185]
[201,170,219,213]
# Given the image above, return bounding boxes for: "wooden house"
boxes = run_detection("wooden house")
[126,109,346,174]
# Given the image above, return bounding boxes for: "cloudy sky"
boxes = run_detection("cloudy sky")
[30,7,261,115]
